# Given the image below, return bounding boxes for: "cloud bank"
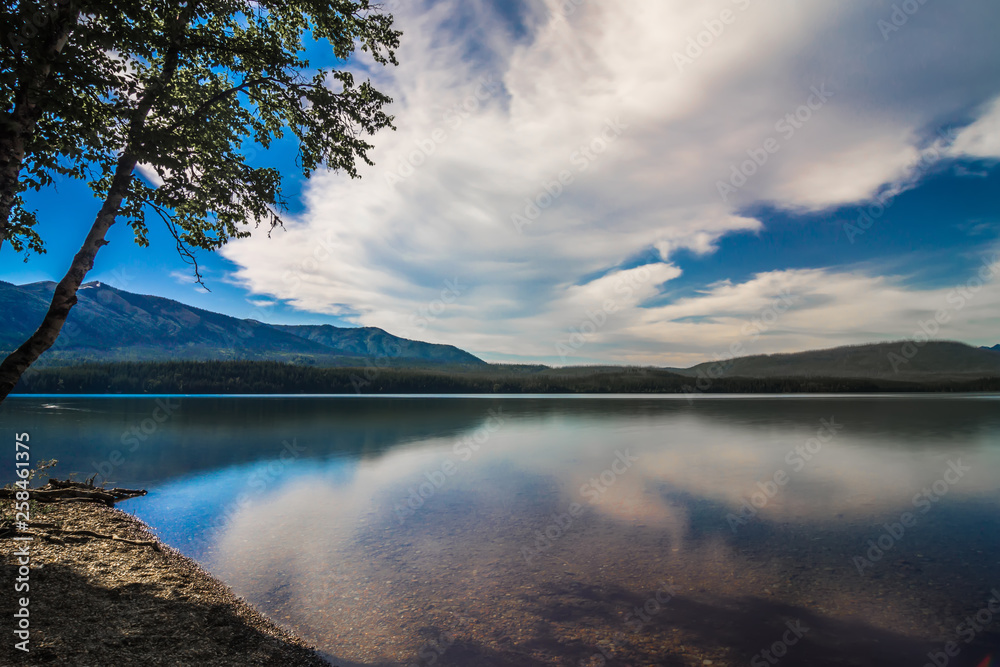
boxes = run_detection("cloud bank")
[221,0,1000,365]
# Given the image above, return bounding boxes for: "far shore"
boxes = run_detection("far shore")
[10,359,1000,396]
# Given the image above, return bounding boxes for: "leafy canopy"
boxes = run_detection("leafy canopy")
[2,0,152,255]
[1,0,399,264]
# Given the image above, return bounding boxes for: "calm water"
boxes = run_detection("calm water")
[3,395,1000,666]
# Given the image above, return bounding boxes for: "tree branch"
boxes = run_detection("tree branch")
[164,76,281,134]
[149,202,208,289]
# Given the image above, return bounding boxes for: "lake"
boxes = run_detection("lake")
[3,394,1000,666]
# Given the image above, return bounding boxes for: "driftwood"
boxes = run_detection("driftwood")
[0,521,161,550]
[34,526,161,551]
[0,479,146,506]
[47,478,148,499]
[0,479,158,550]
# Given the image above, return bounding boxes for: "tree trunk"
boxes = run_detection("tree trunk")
[0,3,80,253]
[0,3,192,400]
[0,153,136,401]
[0,3,198,402]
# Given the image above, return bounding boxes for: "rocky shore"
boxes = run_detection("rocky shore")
[1,501,329,666]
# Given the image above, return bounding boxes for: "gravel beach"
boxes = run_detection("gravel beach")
[0,501,329,666]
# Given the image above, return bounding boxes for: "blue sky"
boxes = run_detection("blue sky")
[3,0,1000,366]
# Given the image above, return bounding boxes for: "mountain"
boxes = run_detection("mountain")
[3,279,996,378]
[678,341,1000,381]
[273,324,481,365]
[0,280,484,366]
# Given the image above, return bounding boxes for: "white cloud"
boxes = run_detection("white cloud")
[618,255,1000,367]
[950,95,1000,160]
[221,0,1000,365]
[169,268,210,293]
[135,163,165,188]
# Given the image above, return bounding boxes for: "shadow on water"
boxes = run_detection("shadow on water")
[516,586,999,667]
[316,590,1000,667]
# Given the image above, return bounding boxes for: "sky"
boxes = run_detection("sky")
[3,0,1000,367]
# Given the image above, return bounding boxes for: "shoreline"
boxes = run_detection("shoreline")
[12,386,1000,397]
[11,359,1000,396]
[1,502,329,666]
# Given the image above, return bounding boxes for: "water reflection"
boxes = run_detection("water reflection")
[4,395,1000,665]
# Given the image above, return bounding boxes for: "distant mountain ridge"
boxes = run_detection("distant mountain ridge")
[271,324,480,365]
[0,280,484,366]
[678,340,1000,381]
[2,280,997,379]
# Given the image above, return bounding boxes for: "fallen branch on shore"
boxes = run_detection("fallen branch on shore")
[0,521,161,550]
[30,525,162,551]
[0,478,146,506]
[1,479,158,549]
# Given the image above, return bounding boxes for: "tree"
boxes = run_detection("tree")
[0,0,400,401]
